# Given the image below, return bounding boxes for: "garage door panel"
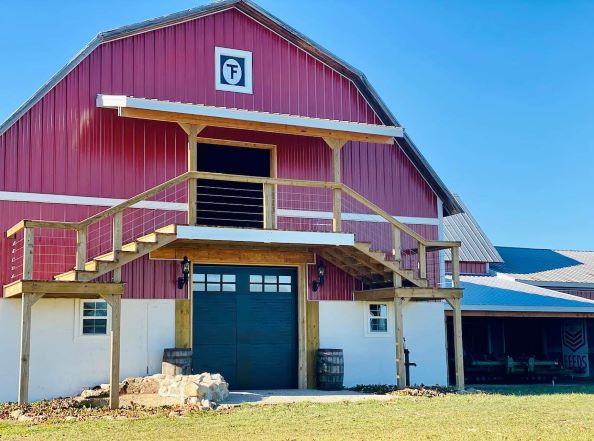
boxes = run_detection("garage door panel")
[194,344,237,386]
[194,294,237,345]
[236,294,297,344]
[236,343,298,389]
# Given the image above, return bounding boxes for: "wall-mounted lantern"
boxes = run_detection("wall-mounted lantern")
[311,261,326,292]
[177,256,190,289]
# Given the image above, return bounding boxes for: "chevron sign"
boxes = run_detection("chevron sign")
[562,319,589,377]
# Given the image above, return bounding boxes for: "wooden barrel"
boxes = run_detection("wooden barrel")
[317,348,344,390]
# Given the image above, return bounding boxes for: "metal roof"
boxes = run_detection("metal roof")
[453,273,594,312]
[492,247,594,285]
[0,0,462,216]
[443,194,502,263]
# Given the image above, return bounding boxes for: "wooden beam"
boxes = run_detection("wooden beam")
[187,125,205,225]
[451,246,460,288]
[151,247,315,266]
[324,138,346,234]
[297,264,307,389]
[75,228,87,271]
[263,183,275,229]
[446,298,464,390]
[418,242,427,280]
[18,292,44,405]
[120,107,396,145]
[112,212,123,283]
[3,280,124,298]
[175,299,191,348]
[22,227,34,280]
[394,296,406,388]
[100,293,121,409]
[306,299,320,388]
[354,287,463,301]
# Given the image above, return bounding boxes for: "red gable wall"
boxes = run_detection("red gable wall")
[0,7,439,297]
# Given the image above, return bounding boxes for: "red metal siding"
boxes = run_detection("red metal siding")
[0,7,440,298]
[445,261,489,275]
[552,289,594,301]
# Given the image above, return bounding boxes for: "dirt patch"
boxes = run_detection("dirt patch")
[0,395,238,424]
[348,385,470,397]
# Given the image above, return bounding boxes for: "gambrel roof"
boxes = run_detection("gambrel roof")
[0,0,462,215]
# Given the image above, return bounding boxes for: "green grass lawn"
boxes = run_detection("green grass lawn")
[2,385,594,440]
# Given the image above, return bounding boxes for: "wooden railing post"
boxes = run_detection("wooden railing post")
[263,183,275,229]
[323,138,347,234]
[448,297,465,390]
[185,125,205,225]
[22,227,34,280]
[451,245,460,288]
[394,295,406,387]
[112,212,123,283]
[75,227,87,271]
[418,241,427,280]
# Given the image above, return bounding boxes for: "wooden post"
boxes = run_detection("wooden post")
[392,225,403,287]
[418,241,427,280]
[18,292,43,405]
[394,295,406,387]
[448,298,465,390]
[451,246,460,288]
[22,227,34,280]
[112,212,123,283]
[263,183,275,229]
[323,137,347,233]
[101,294,121,409]
[75,227,87,271]
[185,125,205,225]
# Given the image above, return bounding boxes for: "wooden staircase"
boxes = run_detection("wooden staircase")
[319,241,427,289]
[54,225,178,282]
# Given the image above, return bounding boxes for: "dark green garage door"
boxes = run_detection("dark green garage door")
[192,265,298,390]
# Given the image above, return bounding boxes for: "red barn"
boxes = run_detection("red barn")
[0,0,465,405]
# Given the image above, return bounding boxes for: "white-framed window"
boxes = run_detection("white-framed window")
[215,47,253,94]
[193,273,237,293]
[365,303,390,336]
[79,300,110,336]
[249,274,292,293]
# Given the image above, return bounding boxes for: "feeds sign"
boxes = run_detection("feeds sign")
[562,319,589,377]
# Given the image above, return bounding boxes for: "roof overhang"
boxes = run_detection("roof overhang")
[96,95,403,144]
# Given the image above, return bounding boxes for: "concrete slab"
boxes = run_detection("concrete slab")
[225,389,392,405]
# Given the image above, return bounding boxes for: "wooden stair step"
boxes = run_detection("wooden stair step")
[54,269,97,282]
[136,233,159,243]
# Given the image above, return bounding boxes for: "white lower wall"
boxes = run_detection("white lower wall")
[0,298,175,403]
[319,300,447,386]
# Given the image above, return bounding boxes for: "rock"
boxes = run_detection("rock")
[184,382,200,397]
[10,409,23,419]
[64,416,77,422]
[18,415,34,422]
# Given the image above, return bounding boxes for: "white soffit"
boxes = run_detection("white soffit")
[96,95,404,138]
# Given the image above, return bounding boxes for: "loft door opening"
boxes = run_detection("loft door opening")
[196,143,271,228]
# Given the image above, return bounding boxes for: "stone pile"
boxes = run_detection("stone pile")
[78,372,229,408]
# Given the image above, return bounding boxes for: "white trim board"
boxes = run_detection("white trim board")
[177,225,355,246]
[0,191,186,211]
[0,191,440,226]
[96,95,404,138]
[445,304,594,313]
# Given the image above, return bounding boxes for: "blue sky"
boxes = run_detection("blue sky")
[1,1,593,250]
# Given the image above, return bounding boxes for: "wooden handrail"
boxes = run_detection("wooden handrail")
[5,170,461,287]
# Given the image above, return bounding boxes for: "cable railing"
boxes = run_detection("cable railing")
[5,171,461,289]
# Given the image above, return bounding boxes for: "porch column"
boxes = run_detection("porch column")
[394,295,406,387]
[101,293,122,409]
[18,292,44,405]
[447,298,465,390]
[184,124,205,225]
[323,138,347,233]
